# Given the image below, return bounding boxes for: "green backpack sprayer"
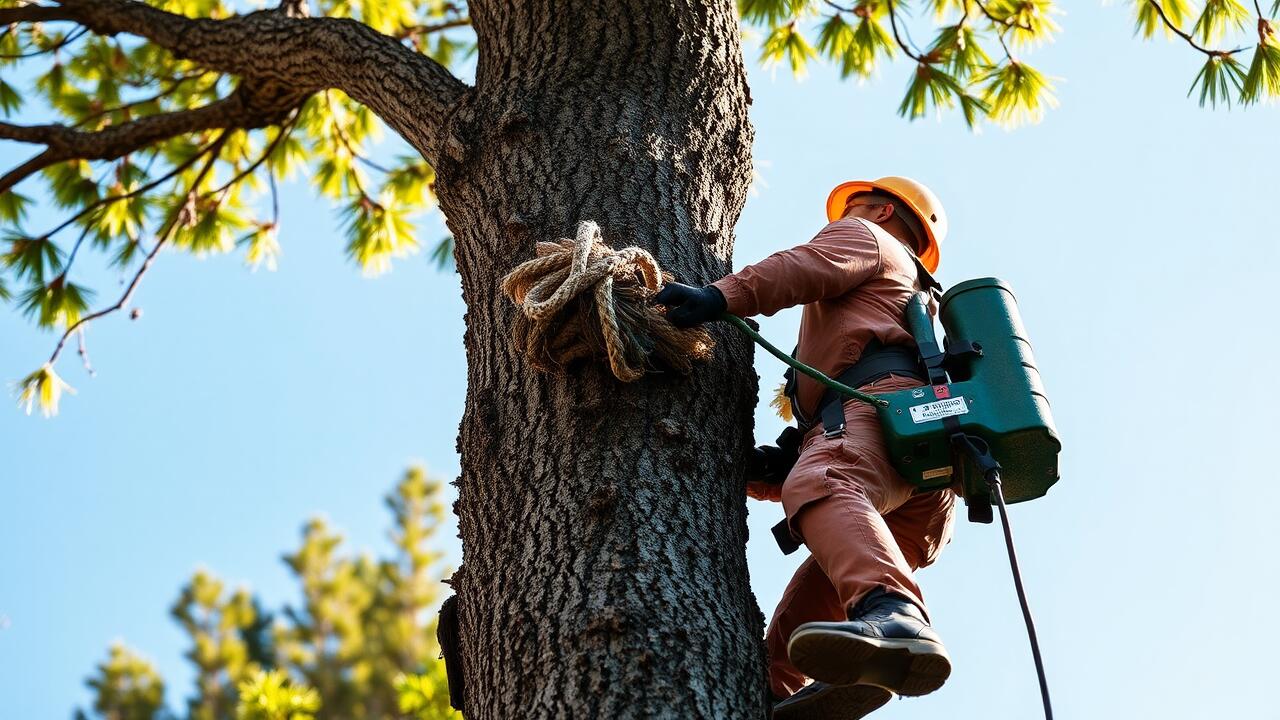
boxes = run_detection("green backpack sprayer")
[724,276,1061,719]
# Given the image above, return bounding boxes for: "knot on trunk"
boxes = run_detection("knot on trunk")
[501,221,713,382]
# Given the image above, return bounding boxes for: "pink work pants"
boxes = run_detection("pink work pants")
[766,374,957,698]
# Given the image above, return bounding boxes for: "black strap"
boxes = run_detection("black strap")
[812,344,925,438]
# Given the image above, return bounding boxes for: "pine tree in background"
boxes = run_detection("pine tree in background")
[72,467,459,720]
[75,644,168,720]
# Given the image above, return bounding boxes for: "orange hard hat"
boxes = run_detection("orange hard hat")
[825,176,947,273]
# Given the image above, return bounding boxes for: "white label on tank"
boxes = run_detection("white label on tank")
[909,397,969,424]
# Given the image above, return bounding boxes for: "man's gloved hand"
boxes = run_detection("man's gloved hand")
[745,427,803,502]
[653,282,727,328]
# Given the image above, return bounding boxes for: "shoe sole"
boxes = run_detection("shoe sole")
[772,684,892,720]
[787,627,951,697]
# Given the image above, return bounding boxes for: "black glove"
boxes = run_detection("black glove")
[744,426,803,485]
[653,282,727,328]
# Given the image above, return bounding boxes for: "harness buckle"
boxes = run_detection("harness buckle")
[823,423,845,439]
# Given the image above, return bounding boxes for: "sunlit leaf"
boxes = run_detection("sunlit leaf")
[42,160,100,209]
[344,195,420,277]
[739,0,809,24]
[0,77,22,116]
[899,62,989,127]
[1188,52,1247,107]
[235,669,320,720]
[19,275,94,328]
[172,199,249,257]
[983,0,1061,47]
[817,14,854,58]
[839,13,897,78]
[977,60,1059,127]
[761,21,819,77]
[1193,0,1250,44]
[0,190,31,224]
[240,225,282,272]
[1133,0,1197,39]
[927,23,992,79]
[15,364,75,418]
[382,157,436,207]
[929,0,967,20]
[1242,33,1280,104]
[2,233,64,283]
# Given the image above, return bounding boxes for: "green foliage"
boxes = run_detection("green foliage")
[982,0,1061,48]
[240,225,282,272]
[1134,0,1196,38]
[0,77,21,115]
[2,233,63,284]
[4,1,473,416]
[761,20,819,77]
[235,671,320,720]
[1242,29,1280,103]
[1193,0,1251,44]
[343,195,420,277]
[817,9,897,79]
[898,62,988,127]
[395,673,455,720]
[1189,53,1248,107]
[740,0,1280,126]
[80,644,167,720]
[977,60,1058,127]
[19,274,94,328]
[171,572,260,720]
[74,467,460,720]
[5,0,1278,417]
[16,364,74,418]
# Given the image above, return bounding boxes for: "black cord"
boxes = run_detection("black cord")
[987,470,1055,720]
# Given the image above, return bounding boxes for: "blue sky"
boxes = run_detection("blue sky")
[2,3,1279,718]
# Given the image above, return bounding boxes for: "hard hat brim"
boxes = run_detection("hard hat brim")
[826,180,941,273]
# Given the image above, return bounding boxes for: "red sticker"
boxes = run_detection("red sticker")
[933,385,951,399]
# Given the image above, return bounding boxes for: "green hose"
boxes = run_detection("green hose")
[719,313,889,409]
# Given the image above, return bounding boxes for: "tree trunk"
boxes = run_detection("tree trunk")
[433,2,763,717]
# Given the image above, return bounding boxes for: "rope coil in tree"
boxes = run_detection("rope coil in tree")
[501,221,713,382]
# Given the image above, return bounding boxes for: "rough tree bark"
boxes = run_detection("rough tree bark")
[438,3,762,718]
[34,1,764,716]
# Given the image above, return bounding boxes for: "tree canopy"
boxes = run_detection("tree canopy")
[72,467,460,720]
[2,0,1277,417]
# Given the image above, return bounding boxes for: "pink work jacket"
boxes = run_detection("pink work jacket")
[712,217,932,421]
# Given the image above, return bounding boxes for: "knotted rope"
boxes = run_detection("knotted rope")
[501,221,713,382]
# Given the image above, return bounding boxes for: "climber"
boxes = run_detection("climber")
[655,177,956,719]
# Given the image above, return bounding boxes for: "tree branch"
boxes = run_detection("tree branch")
[0,82,301,194]
[0,4,78,24]
[54,0,469,163]
[47,132,228,367]
[397,16,472,40]
[886,1,926,63]
[1145,0,1248,56]
[0,149,57,197]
